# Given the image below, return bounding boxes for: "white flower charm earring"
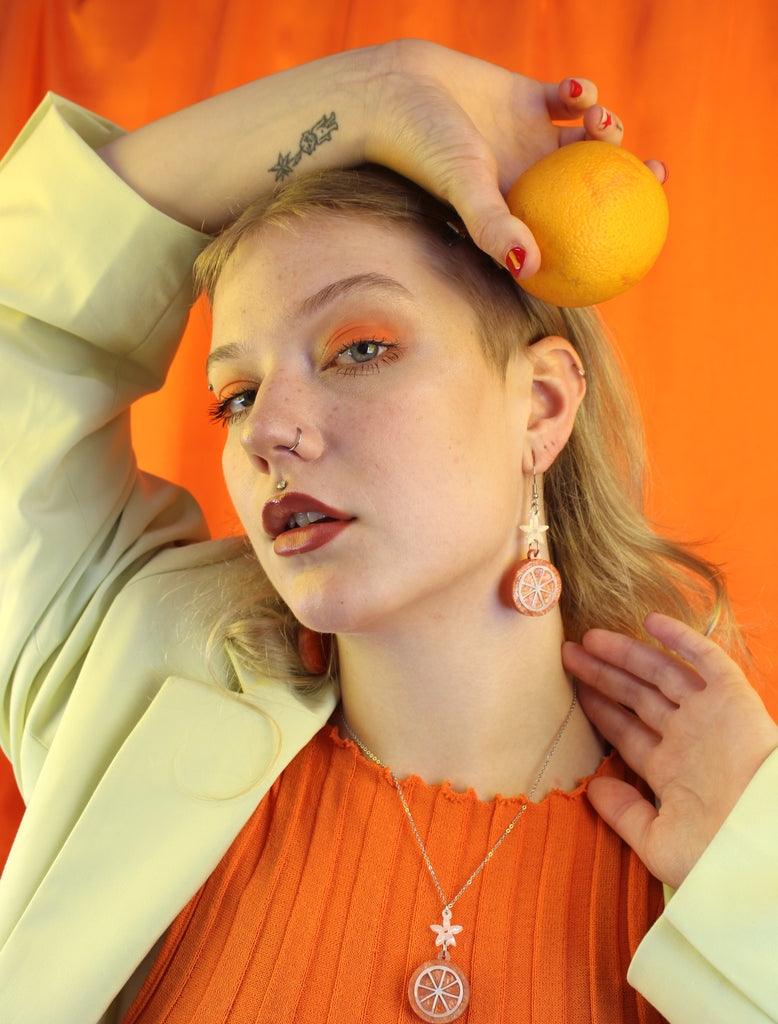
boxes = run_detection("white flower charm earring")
[511,462,562,616]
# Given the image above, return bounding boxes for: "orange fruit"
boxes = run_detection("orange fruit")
[506,141,668,307]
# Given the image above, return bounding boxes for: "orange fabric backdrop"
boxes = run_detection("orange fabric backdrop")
[1,0,776,869]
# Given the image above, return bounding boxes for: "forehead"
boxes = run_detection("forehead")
[209,212,467,336]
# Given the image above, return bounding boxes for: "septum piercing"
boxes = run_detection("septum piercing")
[286,427,303,452]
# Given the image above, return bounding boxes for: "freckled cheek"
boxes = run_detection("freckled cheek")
[221,442,252,512]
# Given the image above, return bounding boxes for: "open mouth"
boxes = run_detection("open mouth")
[262,493,353,540]
[284,510,336,531]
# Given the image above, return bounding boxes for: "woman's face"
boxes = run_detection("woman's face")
[208,213,533,636]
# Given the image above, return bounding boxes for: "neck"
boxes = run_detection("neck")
[335,605,604,801]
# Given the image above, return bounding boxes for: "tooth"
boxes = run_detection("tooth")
[286,511,329,531]
[290,511,326,528]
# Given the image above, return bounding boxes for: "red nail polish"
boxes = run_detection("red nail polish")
[569,79,583,98]
[599,109,613,130]
[506,246,527,278]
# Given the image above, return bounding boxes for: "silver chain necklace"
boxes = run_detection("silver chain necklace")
[340,684,577,1023]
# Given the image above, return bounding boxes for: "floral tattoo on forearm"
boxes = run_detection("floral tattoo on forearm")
[268,113,339,181]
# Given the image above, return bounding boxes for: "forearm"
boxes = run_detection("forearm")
[97,38,631,271]
[98,46,376,232]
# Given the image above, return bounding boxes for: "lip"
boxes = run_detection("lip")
[273,518,352,556]
[262,491,355,549]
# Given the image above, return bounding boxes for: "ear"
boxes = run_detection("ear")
[523,336,586,473]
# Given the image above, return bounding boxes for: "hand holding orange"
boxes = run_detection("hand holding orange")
[506,142,668,307]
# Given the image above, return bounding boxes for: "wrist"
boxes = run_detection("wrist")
[98,45,380,232]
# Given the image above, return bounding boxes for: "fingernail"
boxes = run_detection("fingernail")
[506,246,527,278]
[599,108,614,130]
[569,79,583,98]
[659,161,669,184]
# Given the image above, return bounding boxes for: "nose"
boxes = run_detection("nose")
[238,374,324,474]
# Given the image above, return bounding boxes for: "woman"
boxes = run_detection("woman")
[0,39,776,1024]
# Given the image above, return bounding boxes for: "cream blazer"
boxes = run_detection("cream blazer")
[0,95,776,1024]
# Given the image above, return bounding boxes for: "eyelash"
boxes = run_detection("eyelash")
[208,338,400,427]
[331,337,399,376]
[208,388,257,428]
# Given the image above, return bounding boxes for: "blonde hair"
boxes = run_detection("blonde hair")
[194,165,745,687]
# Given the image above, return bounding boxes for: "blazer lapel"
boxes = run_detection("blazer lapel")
[0,674,335,1024]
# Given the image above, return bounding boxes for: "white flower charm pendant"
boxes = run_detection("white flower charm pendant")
[408,909,471,1022]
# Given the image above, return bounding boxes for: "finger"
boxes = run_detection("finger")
[543,77,598,121]
[562,640,678,734]
[643,612,744,687]
[577,681,660,778]
[582,104,625,143]
[445,161,542,277]
[586,776,659,863]
[645,158,669,184]
[556,125,588,147]
[580,628,705,705]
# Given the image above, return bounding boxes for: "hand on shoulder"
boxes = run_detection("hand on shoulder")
[562,614,778,890]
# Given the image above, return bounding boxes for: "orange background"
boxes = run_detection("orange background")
[1,0,776,867]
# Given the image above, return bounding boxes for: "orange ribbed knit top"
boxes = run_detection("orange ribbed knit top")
[123,725,665,1024]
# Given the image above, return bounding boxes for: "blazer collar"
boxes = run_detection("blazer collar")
[0,673,336,1024]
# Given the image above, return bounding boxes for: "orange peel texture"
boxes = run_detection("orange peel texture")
[507,141,669,307]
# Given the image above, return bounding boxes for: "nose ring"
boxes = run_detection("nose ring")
[286,428,303,453]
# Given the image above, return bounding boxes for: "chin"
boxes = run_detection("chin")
[273,577,374,637]
[293,602,378,638]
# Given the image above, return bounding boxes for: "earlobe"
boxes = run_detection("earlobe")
[524,335,586,473]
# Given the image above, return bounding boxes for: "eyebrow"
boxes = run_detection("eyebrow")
[206,272,412,377]
[296,272,411,316]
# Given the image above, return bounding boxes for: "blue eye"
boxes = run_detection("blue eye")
[332,339,399,374]
[208,388,257,427]
[340,340,384,363]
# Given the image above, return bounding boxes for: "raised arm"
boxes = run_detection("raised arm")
[98,39,631,277]
[0,95,210,789]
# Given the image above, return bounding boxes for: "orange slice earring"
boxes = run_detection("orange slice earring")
[511,462,562,616]
[297,625,331,675]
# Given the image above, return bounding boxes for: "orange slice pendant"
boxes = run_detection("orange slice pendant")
[512,556,562,616]
[408,909,470,1021]
[408,958,470,1022]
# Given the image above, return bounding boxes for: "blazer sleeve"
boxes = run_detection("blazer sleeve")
[628,745,778,1022]
[0,94,211,797]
